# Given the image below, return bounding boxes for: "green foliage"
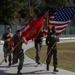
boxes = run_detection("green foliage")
[0,0,75,24]
[0,0,27,24]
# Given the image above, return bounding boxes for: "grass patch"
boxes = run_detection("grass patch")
[25,42,75,72]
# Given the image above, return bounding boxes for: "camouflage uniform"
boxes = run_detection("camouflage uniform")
[2,32,13,65]
[12,36,24,72]
[46,26,59,72]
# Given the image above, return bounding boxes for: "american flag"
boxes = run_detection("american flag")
[49,6,75,35]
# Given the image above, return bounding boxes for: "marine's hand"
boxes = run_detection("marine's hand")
[22,37,28,45]
[5,38,10,42]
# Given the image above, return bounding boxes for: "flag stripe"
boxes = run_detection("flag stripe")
[49,21,70,26]
[56,26,66,29]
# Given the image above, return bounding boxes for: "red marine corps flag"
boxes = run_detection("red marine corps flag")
[21,15,44,41]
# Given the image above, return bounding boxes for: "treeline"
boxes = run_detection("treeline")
[0,0,75,25]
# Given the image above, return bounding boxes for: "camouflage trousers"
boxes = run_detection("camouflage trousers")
[35,43,41,63]
[13,50,24,70]
[3,46,12,63]
[46,47,58,67]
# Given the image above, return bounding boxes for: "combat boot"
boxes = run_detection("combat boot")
[5,58,7,63]
[46,64,49,71]
[17,70,21,74]
[8,60,12,66]
[8,62,11,66]
[53,67,59,72]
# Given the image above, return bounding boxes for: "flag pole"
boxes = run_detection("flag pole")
[44,11,49,27]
